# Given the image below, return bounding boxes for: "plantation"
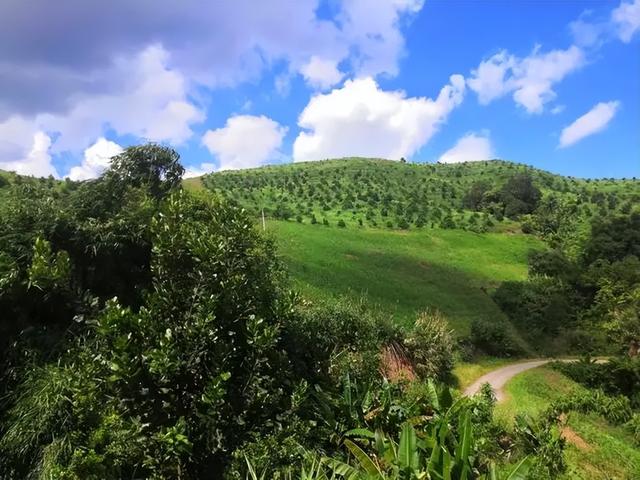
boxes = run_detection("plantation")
[1,147,639,479]
[201,158,638,238]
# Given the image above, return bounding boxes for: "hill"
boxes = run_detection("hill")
[199,158,639,232]
[196,158,639,338]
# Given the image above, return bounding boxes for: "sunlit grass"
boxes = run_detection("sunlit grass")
[268,220,541,335]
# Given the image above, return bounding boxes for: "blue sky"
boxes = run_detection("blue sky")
[0,0,638,179]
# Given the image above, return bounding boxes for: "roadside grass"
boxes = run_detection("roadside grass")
[497,366,640,479]
[453,358,514,390]
[268,219,541,334]
[563,414,640,479]
[496,367,583,423]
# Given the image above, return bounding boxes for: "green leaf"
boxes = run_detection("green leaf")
[504,456,533,480]
[398,422,418,471]
[344,428,376,439]
[455,410,472,465]
[343,439,383,478]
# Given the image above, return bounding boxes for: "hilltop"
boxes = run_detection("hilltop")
[197,158,638,232]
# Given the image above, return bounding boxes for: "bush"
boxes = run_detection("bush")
[403,309,454,381]
[552,356,640,408]
[468,319,522,357]
[282,298,400,385]
[337,219,346,228]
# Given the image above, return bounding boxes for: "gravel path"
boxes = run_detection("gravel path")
[463,359,553,402]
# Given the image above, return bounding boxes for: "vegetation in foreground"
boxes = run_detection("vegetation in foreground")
[498,365,640,479]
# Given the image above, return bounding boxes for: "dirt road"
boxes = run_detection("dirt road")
[463,359,552,402]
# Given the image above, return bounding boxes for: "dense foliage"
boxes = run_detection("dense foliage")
[1,153,638,478]
[493,212,640,354]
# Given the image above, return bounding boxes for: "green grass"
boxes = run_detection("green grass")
[453,358,515,390]
[268,219,542,334]
[496,367,584,422]
[563,414,640,479]
[497,366,640,479]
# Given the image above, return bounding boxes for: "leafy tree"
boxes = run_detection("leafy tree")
[500,173,541,217]
[584,212,640,265]
[462,181,491,211]
[106,144,184,200]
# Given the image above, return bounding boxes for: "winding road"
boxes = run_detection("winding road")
[463,359,554,402]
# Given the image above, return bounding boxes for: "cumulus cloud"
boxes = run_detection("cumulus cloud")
[293,75,465,162]
[336,0,424,77]
[201,115,287,171]
[300,56,344,90]
[0,0,424,176]
[467,46,584,114]
[0,116,57,177]
[0,45,203,177]
[67,138,123,181]
[612,0,640,42]
[438,132,494,164]
[42,46,204,153]
[559,101,620,148]
[0,0,423,118]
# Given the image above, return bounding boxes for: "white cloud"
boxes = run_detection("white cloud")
[337,0,424,78]
[183,162,217,179]
[438,132,494,164]
[0,46,203,177]
[67,138,123,181]
[468,46,584,114]
[550,105,566,115]
[202,115,287,171]
[42,45,203,153]
[559,101,619,148]
[0,116,57,177]
[293,75,465,162]
[612,0,640,42]
[300,56,344,90]
[466,51,514,105]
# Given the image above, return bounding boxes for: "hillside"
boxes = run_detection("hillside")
[269,220,540,335]
[199,158,639,231]
[195,158,639,339]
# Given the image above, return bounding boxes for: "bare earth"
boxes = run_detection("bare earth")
[463,359,551,402]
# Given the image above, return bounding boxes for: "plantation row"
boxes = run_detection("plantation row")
[201,159,639,234]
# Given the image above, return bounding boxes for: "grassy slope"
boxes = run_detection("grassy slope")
[269,219,541,334]
[497,367,640,479]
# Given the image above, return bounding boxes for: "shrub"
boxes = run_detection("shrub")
[337,219,346,228]
[282,298,400,384]
[552,356,640,407]
[514,414,566,478]
[468,319,522,357]
[403,309,454,381]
